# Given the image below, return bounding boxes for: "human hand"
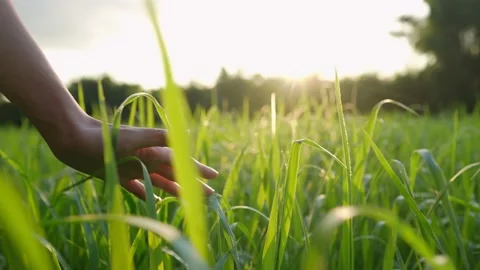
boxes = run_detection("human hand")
[49,115,218,201]
[0,0,217,201]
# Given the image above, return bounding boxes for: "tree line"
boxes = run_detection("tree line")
[1,0,480,126]
[0,68,470,127]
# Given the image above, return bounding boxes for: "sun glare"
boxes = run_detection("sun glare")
[28,0,428,89]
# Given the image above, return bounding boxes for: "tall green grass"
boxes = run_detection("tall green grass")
[0,1,480,270]
[1,89,478,270]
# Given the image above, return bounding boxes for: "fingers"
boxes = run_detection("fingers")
[116,126,218,181]
[121,180,147,200]
[121,173,215,201]
[199,179,216,195]
[148,158,218,182]
[118,138,219,200]
[192,158,218,179]
[134,147,218,180]
[121,179,163,202]
[149,173,216,196]
[149,174,181,196]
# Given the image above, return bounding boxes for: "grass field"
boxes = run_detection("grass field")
[2,1,480,270]
[1,92,480,270]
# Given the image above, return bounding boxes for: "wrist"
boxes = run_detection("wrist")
[34,102,94,157]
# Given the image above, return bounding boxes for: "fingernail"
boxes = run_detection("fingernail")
[202,181,215,193]
[208,167,219,175]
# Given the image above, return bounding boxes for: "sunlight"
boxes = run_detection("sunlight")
[20,0,428,89]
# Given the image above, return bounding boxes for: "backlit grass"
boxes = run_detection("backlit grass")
[1,2,480,270]
[2,89,480,269]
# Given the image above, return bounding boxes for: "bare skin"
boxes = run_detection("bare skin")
[0,0,218,200]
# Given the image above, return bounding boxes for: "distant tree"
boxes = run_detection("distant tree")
[67,75,141,116]
[215,68,257,113]
[393,0,480,111]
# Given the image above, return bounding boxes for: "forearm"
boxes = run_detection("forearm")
[0,0,89,143]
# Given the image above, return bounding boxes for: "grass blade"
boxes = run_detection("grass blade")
[334,69,354,270]
[305,206,455,270]
[0,178,55,270]
[208,195,241,270]
[415,149,470,270]
[43,214,209,270]
[97,80,132,270]
[143,0,210,263]
[262,138,344,269]
[222,145,247,201]
[364,131,438,248]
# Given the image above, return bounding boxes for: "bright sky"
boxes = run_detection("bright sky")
[13,0,429,89]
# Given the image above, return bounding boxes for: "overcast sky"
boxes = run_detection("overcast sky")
[12,0,429,89]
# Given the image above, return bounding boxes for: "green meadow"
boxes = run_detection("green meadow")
[2,85,480,270]
[1,1,480,270]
